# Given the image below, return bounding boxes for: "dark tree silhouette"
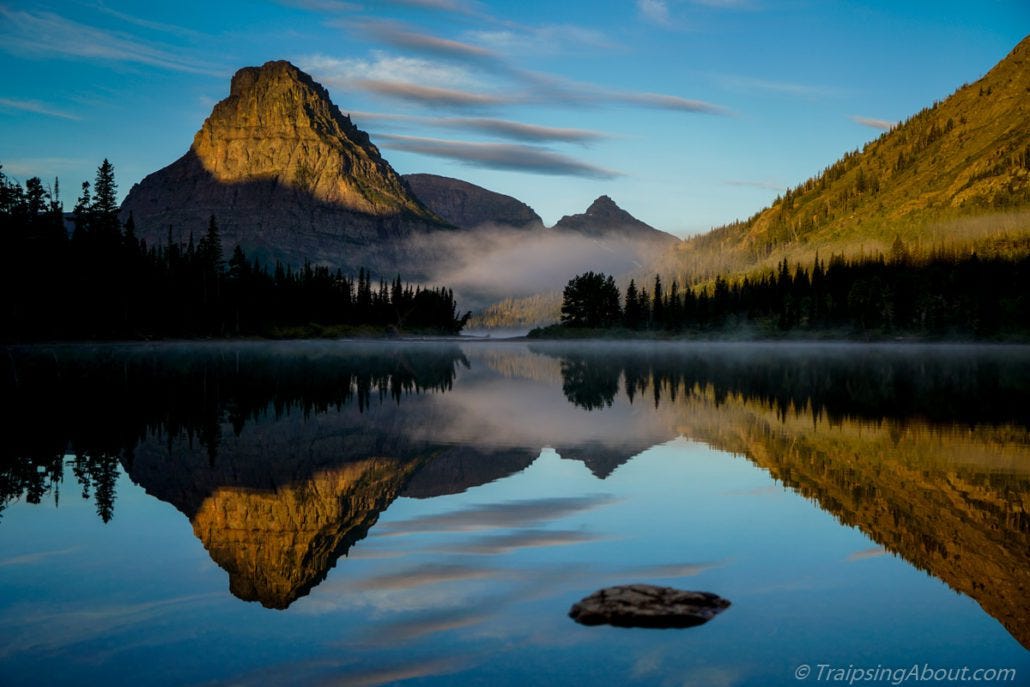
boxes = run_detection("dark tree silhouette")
[561,271,622,328]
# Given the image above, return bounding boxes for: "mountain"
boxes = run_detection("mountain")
[120,60,449,274]
[403,173,544,230]
[665,35,1030,285]
[553,195,678,243]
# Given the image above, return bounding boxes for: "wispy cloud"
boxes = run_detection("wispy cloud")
[0,7,220,76]
[466,25,617,55]
[846,546,888,562]
[723,179,783,191]
[92,2,203,38]
[350,111,611,144]
[850,115,896,131]
[1,157,87,177]
[436,529,602,555]
[637,0,673,26]
[346,20,499,62]
[356,80,509,108]
[518,70,730,115]
[380,495,618,535]
[0,97,80,121]
[354,563,502,591]
[718,74,839,98]
[694,0,756,7]
[321,655,475,687]
[376,134,622,178]
[365,608,491,643]
[384,0,483,15]
[300,52,504,109]
[628,561,723,578]
[0,546,79,568]
[440,117,611,143]
[614,91,729,114]
[276,0,361,12]
[301,52,480,90]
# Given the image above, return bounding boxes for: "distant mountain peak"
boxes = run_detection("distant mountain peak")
[585,195,621,215]
[554,195,677,243]
[403,173,544,230]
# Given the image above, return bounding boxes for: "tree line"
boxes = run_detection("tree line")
[1,160,470,341]
[551,242,1029,338]
[1,343,467,521]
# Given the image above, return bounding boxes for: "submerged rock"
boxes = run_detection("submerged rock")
[569,584,731,628]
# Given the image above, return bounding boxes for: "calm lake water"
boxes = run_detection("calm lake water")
[1,341,1028,686]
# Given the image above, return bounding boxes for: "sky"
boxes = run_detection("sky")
[0,1,1027,238]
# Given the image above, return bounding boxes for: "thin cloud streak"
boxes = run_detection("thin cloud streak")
[354,564,502,591]
[0,98,80,121]
[356,80,509,107]
[384,0,484,15]
[518,69,730,115]
[321,655,475,687]
[846,547,888,562]
[365,608,491,643]
[92,2,204,38]
[723,179,783,191]
[2,157,87,177]
[466,25,618,54]
[719,74,839,98]
[628,561,724,578]
[377,134,622,178]
[0,7,221,76]
[437,529,602,555]
[850,115,896,131]
[350,111,611,143]
[276,0,361,12]
[637,0,673,26]
[380,495,619,535]
[346,20,499,62]
[616,91,729,114]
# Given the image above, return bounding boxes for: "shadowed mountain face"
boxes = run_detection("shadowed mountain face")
[553,196,678,243]
[120,61,450,275]
[403,174,544,231]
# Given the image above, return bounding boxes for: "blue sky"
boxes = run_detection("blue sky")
[0,1,1026,237]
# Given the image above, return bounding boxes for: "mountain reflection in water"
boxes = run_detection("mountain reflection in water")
[1,341,1028,649]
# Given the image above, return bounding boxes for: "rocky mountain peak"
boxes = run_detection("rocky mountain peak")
[188,60,429,218]
[585,195,622,216]
[553,195,678,243]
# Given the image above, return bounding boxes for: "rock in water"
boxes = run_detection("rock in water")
[569,584,731,628]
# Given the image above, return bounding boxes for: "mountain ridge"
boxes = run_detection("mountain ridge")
[664,34,1030,285]
[403,173,544,230]
[554,195,679,243]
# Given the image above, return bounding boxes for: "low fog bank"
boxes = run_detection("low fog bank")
[404,225,668,312]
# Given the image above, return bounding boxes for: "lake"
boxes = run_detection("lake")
[1,340,1028,686]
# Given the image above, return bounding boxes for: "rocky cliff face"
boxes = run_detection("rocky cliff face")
[553,196,678,243]
[403,173,544,231]
[120,61,449,275]
[191,458,421,609]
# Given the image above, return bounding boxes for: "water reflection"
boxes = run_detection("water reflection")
[2,341,1029,653]
[538,342,1030,647]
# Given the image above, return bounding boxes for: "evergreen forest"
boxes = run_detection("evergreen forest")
[1,160,470,341]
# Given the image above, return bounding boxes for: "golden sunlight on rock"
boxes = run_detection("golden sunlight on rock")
[190,457,422,609]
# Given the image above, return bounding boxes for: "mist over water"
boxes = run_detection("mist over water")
[1,340,1028,686]
[404,226,665,309]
